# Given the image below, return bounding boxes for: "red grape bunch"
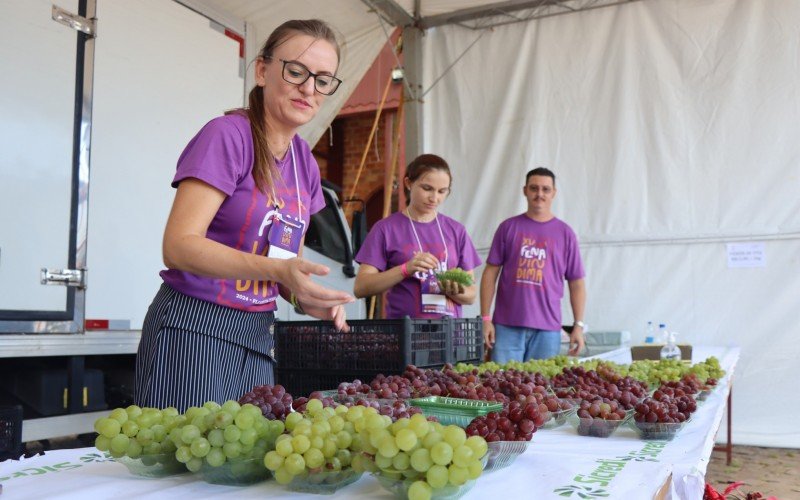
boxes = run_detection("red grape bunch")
[465,401,546,442]
[238,384,293,420]
[574,397,628,437]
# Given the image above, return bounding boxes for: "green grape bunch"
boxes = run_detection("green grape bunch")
[94,405,182,460]
[264,398,361,485]
[364,411,489,499]
[168,400,283,473]
[94,400,284,475]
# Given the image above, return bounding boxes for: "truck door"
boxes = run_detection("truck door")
[0,0,89,333]
[0,0,245,334]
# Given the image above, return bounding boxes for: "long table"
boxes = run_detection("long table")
[0,345,738,499]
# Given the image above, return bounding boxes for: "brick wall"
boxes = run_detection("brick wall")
[342,112,389,216]
[312,109,404,224]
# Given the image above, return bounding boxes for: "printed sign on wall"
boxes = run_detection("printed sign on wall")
[726,242,766,268]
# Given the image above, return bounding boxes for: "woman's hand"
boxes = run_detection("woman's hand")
[278,258,354,308]
[439,279,465,297]
[406,251,439,275]
[302,303,349,332]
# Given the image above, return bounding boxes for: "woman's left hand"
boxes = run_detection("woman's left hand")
[439,279,465,297]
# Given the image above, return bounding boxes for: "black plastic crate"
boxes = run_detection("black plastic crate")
[451,317,484,364]
[0,404,23,461]
[274,317,483,397]
[274,317,451,372]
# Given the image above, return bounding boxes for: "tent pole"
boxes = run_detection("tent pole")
[402,26,423,165]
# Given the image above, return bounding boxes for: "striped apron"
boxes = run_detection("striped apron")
[134,283,275,412]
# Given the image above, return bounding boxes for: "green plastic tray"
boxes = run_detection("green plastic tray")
[409,396,503,427]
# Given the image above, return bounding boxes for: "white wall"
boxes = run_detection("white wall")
[425,0,800,448]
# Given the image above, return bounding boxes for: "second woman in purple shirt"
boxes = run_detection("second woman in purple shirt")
[354,154,481,318]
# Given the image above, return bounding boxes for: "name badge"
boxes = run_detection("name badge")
[419,262,453,316]
[267,213,305,260]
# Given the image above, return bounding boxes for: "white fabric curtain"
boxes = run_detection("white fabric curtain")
[421,0,800,448]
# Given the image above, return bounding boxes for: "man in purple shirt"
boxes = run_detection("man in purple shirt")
[480,167,586,362]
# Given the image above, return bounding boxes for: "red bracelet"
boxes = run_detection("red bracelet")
[481,315,491,322]
[401,263,410,278]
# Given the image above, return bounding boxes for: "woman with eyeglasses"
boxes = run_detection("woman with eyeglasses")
[134,19,354,412]
[353,154,481,319]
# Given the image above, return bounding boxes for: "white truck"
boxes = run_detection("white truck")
[0,0,364,445]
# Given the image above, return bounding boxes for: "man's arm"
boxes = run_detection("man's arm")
[567,278,586,356]
[480,264,501,349]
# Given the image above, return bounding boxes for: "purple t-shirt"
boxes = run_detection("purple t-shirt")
[160,113,325,312]
[487,214,585,331]
[355,212,482,319]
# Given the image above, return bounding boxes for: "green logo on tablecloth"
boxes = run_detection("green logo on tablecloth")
[554,485,611,498]
[553,440,667,496]
[0,451,113,482]
[79,451,114,463]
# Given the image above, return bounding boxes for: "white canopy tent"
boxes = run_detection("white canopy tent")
[173,0,800,449]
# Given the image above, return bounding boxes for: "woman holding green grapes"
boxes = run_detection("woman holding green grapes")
[353,154,481,318]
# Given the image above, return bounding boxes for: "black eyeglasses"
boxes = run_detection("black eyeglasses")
[266,56,342,96]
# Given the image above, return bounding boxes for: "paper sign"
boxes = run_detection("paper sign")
[726,242,766,268]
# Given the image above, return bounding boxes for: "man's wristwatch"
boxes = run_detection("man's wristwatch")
[573,320,586,330]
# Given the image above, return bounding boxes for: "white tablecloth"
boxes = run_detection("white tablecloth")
[0,346,738,500]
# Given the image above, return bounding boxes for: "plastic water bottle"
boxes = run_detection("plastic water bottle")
[660,331,681,360]
[644,321,655,344]
[658,323,668,344]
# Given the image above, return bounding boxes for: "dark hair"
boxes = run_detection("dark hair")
[526,167,556,186]
[404,154,452,199]
[239,20,341,194]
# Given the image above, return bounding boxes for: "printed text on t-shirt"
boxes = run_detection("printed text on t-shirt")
[516,237,547,286]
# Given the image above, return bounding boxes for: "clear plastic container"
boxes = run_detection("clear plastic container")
[374,473,476,500]
[660,331,681,361]
[630,419,690,440]
[557,395,583,407]
[287,468,363,494]
[199,457,271,485]
[569,414,629,438]
[696,385,715,401]
[484,440,533,472]
[115,453,187,478]
[539,405,577,430]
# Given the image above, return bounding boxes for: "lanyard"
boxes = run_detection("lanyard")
[407,208,448,267]
[269,141,302,221]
